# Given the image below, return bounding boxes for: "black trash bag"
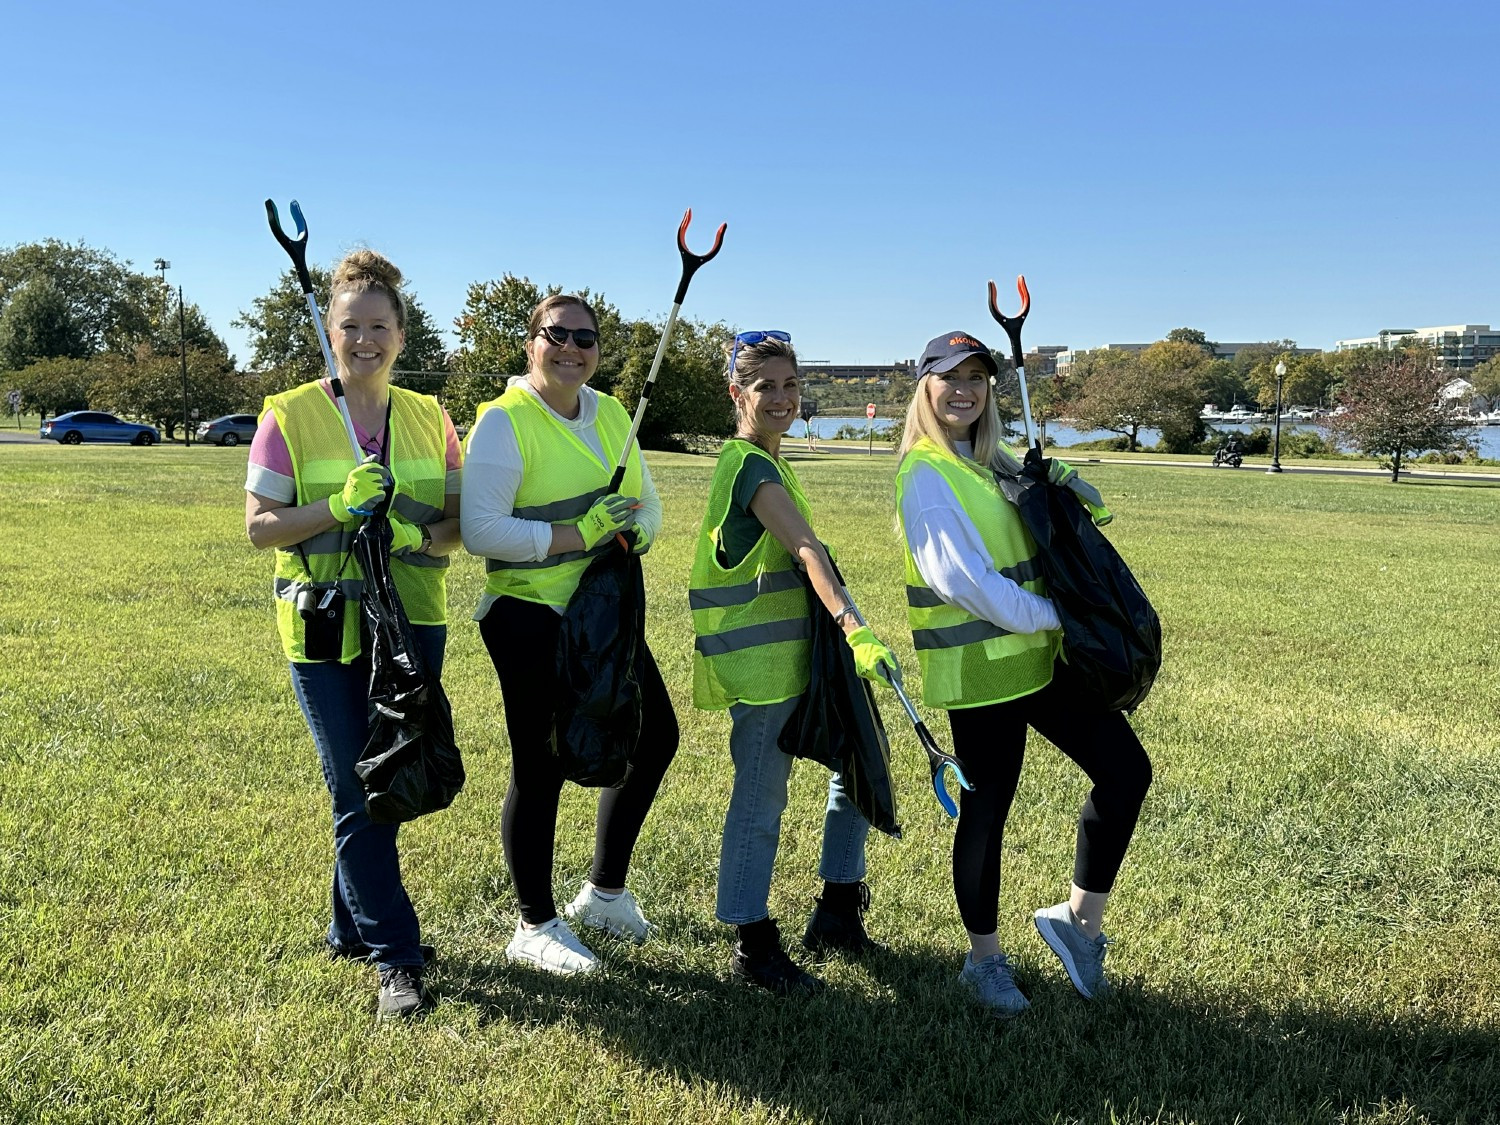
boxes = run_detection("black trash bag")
[778,561,901,839]
[351,513,465,823]
[993,449,1162,713]
[552,545,646,788]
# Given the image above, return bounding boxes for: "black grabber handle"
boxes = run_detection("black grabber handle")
[988,275,1030,373]
[265,200,315,295]
[605,208,727,495]
[672,208,727,305]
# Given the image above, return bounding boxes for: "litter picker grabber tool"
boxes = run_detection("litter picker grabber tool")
[265,199,370,498]
[606,208,726,493]
[837,588,970,819]
[877,665,974,819]
[989,275,1040,456]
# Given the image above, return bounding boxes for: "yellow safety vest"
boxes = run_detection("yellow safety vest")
[896,438,1059,709]
[473,385,644,609]
[690,440,816,709]
[264,382,450,663]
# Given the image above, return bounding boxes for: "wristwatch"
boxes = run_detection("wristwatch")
[418,524,433,554]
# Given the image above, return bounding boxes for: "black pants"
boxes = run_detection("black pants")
[480,596,679,926]
[947,660,1152,936]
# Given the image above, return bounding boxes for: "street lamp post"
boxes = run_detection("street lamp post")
[154,259,190,447]
[153,258,170,314]
[178,285,191,448]
[1267,360,1286,474]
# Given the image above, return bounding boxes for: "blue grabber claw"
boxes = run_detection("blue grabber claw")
[880,665,975,818]
[923,732,974,819]
[264,198,315,294]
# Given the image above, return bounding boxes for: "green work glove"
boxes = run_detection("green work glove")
[846,625,902,687]
[576,494,637,551]
[627,521,653,555]
[328,456,390,523]
[388,516,425,556]
[1047,458,1079,487]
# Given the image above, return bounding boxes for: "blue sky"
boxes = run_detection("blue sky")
[5,1,1496,366]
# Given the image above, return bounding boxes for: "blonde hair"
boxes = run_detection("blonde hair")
[727,335,799,435]
[325,249,408,332]
[897,359,1010,472]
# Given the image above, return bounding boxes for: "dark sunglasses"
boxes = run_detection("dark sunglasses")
[729,329,792,374]
[536,325,599,349]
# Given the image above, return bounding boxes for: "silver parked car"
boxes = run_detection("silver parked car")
[196,414,259,446]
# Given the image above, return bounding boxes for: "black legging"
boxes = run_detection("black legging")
[947,659,1152,936]
[480,595,679,926]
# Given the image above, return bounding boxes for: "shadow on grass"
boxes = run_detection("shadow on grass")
[437,943,1498,1125]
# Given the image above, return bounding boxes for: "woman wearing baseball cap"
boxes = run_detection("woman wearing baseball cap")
[689,329,903,996]
[894,330,1152,1017]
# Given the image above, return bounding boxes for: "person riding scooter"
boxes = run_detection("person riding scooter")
[1212,436,1243,468]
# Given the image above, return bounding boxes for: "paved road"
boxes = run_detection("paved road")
[0,428,42,444]
[789,439,1500,482]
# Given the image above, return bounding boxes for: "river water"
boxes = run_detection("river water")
[802,416,1500,459]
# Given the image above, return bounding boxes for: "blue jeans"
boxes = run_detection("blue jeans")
[716,695,871,925]
[289,624,445,970]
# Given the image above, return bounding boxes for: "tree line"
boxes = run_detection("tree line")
[0,239,1479,472]
[0,238,737,450]
[995,328,1477,479]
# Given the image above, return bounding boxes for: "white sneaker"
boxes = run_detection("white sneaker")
[564,883,657,944]
[505,917,599,975]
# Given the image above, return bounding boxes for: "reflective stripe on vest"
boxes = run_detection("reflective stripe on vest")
[689,440,815,710]
[896,438,1059,710]
[473,386,643,609]
[264,381,450,663]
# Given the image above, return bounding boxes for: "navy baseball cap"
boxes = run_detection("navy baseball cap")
[917,331,998,379]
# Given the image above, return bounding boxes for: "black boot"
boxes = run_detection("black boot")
[732,919,824,996]
[802,881,883,956]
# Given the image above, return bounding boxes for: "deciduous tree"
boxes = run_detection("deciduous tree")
[0,277,87,368]
[1327,351,1471,481]
[1067,344,1205,452]
[7,356,96,417]
[1247,350,1336,411]
[612,317,735,451]
[0,240,152,356]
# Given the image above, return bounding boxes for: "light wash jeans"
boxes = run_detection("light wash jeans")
[289,624,445,970]
[716,694,871,925]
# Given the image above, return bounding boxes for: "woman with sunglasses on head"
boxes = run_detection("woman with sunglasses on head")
[245,250,464,1021]
[461,294,676,976]
[690,330,903,996]
[895,331,1151,1017]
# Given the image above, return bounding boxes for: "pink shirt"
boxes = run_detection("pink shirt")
[245,381,462,503]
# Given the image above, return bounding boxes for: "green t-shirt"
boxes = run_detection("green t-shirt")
[717,450,786,569]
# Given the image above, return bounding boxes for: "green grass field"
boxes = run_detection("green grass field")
[2,444,1497,1125]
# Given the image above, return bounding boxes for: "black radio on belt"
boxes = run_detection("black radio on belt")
[297,585,346,660]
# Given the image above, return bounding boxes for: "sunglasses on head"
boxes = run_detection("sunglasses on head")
[536,325,599,349]
[729,329,792,374]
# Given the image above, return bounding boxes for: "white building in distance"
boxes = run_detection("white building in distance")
[1333,325,1499,369]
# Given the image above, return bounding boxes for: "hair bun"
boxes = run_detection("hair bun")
[332,248,403,292]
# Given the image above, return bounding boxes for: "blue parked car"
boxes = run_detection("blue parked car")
[40,411,159,446]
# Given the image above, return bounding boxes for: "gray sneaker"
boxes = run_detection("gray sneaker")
[957,953,1031,1018]
[376,965,427,1021]
[1033,902,1112,999]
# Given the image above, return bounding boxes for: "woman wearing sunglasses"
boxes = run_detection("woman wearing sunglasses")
[689,329,903,996]
[895,331,1151,1017]
[460,294,677,976]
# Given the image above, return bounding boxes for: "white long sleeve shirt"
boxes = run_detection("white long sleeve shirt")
[899,441,1061,635]
[460,378,663,617]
